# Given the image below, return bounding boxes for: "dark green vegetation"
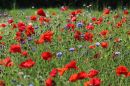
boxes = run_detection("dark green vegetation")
[0,0,130,9]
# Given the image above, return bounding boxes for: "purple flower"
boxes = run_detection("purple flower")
[27,37,33,41]
[64,26,68,30]
[20,40,26,44]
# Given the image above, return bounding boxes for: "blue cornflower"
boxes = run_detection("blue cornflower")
[77,22,83,28]
[95,42,100,47]
[69,48,75,52]
[34,26,39,29]
[29,83,34,86]
[31,47,36,51]
[56,52,63,58]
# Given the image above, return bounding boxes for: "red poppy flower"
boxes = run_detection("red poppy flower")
[75,9,82,14]
[116,65,128,77]
[71,10,78,17]
[92,17,97,22]
[12,23,17,29]
[126,72,130,77]
[19,59,35,68]
[1,23,6,28]
[37,8,46,17]
[57,67,68,76]
[17,21,25,28]
[45,78,53,86]
[8,19,14,24]
[60,6,68,11]
[98,17,103,22]
[0,80,5,86]
[74,31,81,41]
[9,44,22,53]
[49,68,57,77]
[89,45,96,49]
[71,17,77,22]
[121,17,127,23]
[123,10,129,15]
[41,52,52,60]
[0,42,5,45]
[25,25,35,36]
[116,22,122,28]
[19,26,26,32]
[114,14,119,19]
[86,24,94,30]
[100,30,109,37]
[103,8,110,15]
[21,51,28,56]
[66,23,75,31]
[84,32,94,42]
[30,15,37,21]
[95,17,103,25]
[39,16,50,23]
[77,71,88,80]
[84,81,90,86]
[37,31,54,44]
[15,32,22,41]
[65,60,78,70]
[0,36,2,40]
[127,31,130,36]
[101,42,108,48]
[17,22,26,32]
[95,21,102,25]
[2,57,14,67]
[88,69,99,78]
[69,73,78,82]
[114,38,120,43]
[88,78,101,86]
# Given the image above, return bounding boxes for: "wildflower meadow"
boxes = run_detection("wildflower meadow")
[0,5,130,86]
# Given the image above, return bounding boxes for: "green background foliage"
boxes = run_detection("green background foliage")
[0,0,129,9]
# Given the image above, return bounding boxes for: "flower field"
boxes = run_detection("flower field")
[0,7,130,86]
